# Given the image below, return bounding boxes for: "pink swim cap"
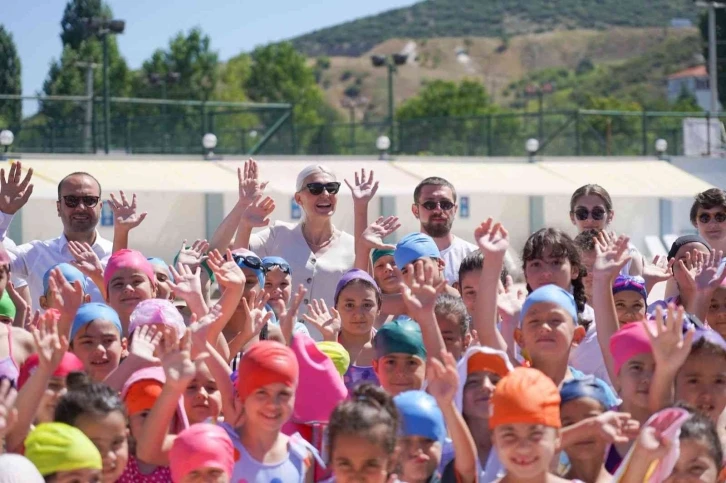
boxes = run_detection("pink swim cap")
[103,249,155,289]
[128,299,186,340]
[169,423,234,482]
[609,321,653,375]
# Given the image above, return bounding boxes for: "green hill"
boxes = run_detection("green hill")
[291,0,698,56]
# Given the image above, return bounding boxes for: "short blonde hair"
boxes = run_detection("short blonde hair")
[295,164,336,192]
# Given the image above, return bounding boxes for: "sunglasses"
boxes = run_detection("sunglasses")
[262,261,291,274]
[419,200,455,211]
[306,182,341,196]
[574,206,607,221]
[61,195,101,208]
[224,253,262,270]
[698,212,726,224]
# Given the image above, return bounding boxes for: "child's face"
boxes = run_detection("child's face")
[517,303,577,360]
[128,410,149,441]
[560,397,607,461]
[373,354,425,397]
[184,363,221,425]
[51,468,102,483]
[263,269,292,316]
[331,429,392,483]
[614,291,647,325]
[663,437,720,483]
[181,468,230,483]
[493,423,560,480]
[241,268,261,299]
[74,410,129,483]
[462,371,500,420]
[707,287,726,338]
[580,249,596,300]
[37,375,68,424]
[152,266,173,301]
[436,312,467,361]
[243,382,295,431]
[676,352,726,423]
[71,320,126,382]
[458,270,479,316]
[107,268,155,322]
[616,353,655,410]
[337,284,379,336]
[524,247,579,292]
[398,436,441,483]
[373,255,400,295]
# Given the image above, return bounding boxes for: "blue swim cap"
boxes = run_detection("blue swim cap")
[42,263,87,295]
[394,233,440,269]
[560,376,610,409]
[70,303,122,341]
[147,257,174,283]
[394,390,446,443]
[520,285,578,326]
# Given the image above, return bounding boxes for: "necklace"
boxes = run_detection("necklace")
[302,223,337,249]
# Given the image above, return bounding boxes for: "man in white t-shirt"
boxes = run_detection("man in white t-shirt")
[411,177,477,286]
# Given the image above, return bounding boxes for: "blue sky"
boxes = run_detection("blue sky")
[4,0,418,110]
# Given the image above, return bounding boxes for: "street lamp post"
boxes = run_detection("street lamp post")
[524,83,555,144]
[371,53,408,153]
[149,72,181,153]
[82,17,125,155]
[340,96,369,154]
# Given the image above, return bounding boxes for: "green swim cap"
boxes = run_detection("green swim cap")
[0,290,16,319]
[373,317,427,360]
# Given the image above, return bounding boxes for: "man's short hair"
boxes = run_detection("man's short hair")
[413,177,457,203]
[57,172,102,199]
[690,188,726,226]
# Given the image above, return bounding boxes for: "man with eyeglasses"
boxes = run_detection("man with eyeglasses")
[412,177,477,286]
[0,165,112,311]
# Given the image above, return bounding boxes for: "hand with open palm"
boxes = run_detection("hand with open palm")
[302,299,341,341]
[592,232,631,281]
[0,162,33,215]
[345,168,379,205]
[474,218,510,260]
[108,191,147,232]
[644,304,693,375]
[399,260,447,322]
[237,158,268,206]
[360,216,401,250]
[426,351,459,404]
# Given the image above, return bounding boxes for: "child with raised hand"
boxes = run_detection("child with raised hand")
[456,249,509,318]
[68,302,125,382]
[707,274,726,339]
[182,360,222,425]
[146,257,174,301]
[325,383,398,483]
[488,367,574,483]
[304,269,378,390]
[434,293,472,361]
[372,317,427,396]
[40,262,89,310]
[104,249,158,334]
[54,377,130,483]
[262,255,311,337]
[0,295,33,386]
[612,275,648,326]
[169,424,235,483]
[448,346,513,482]
[24,422,103,483]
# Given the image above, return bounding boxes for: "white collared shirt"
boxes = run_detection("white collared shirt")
[0,212,112,311]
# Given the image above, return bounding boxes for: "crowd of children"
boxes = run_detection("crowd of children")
[0,159,726,483]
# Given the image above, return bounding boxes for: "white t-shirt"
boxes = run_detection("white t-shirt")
[440,236,477,286]
[249,221,355,341]
[569,305,612,386]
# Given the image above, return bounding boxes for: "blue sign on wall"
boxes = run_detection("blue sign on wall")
[101,201,114,227]
[459,196,470,218]
[291,198,301,220]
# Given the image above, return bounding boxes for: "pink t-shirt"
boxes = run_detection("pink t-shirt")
[117,454,172,482]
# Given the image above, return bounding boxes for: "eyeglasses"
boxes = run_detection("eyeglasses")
[306,182,341,196]
[224,253,262,270]
[61,195,101,208]
[698,212,726,224]
[262,261,291,274]
[574,206,607,221]
[419,200,455,211]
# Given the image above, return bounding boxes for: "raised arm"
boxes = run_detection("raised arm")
[687,250,726,322]
[103,325,162,392]
[345,169,380,271]
[107,191,147,253]
[355,216,401,272]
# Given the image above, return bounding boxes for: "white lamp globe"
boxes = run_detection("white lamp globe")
[0,130,14,147]
[202,133,217,150]
[525,138,539,154]
[655,138,668,153]
[376,135,391,151]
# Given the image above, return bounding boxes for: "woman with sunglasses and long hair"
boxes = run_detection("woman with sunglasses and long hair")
[570,184,644,277]
[210,161,377,341]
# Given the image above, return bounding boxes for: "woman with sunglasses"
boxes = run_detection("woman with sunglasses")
[569,184,643,277]
[691,188,726,254]
[213,161,377,341]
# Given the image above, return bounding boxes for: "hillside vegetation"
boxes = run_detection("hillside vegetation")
[292,0,698,56]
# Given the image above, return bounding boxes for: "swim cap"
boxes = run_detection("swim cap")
[667,235,711,261]
[0,453,44,483]
[372,248,395,266]
[128,298,186,340]
[394,232,441,269]
[24,422,102,476]
[147,257,174,283]
[455,346,512,413]
[0,291,15,320]
[237,341,299,401]
[231,248,265,288]
[520,285,578,325]
[120,366,189,430]
[18,352,84,390]
[560,376,610,409]
[489,367,561,429]
[42,263,87,294]
[70,303,122,341]
[316,341,351,377]
[394,390,446,443]
[170,423,235,482]
[334,269,380,305]
[373,317,427,361]
[261,256,291,275]
[609,322,652,375]
[104,249,155,289]
[612,275,648,302]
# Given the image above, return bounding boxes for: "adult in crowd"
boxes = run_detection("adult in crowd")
[412,177,477,286]
[569,183,644,277]
[210,160,379,340]
[0,164,139,311]
[690,187,726,254]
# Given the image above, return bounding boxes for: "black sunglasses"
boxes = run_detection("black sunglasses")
[419,200,455,211]
[574,206,606,221]
[262,261,291,274]
[61,195,101,208]
[698,212,726,224]
[224,253,262,270]
[306,182,341,196]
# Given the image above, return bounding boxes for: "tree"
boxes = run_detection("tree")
[0,25,21,129]
[700,9,726,108]
[60,0,111,50]
[397,79,492,119]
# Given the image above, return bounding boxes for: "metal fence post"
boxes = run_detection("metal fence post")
[641,110,648,156]
[575,110,581,155]
[487,114,493,156]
